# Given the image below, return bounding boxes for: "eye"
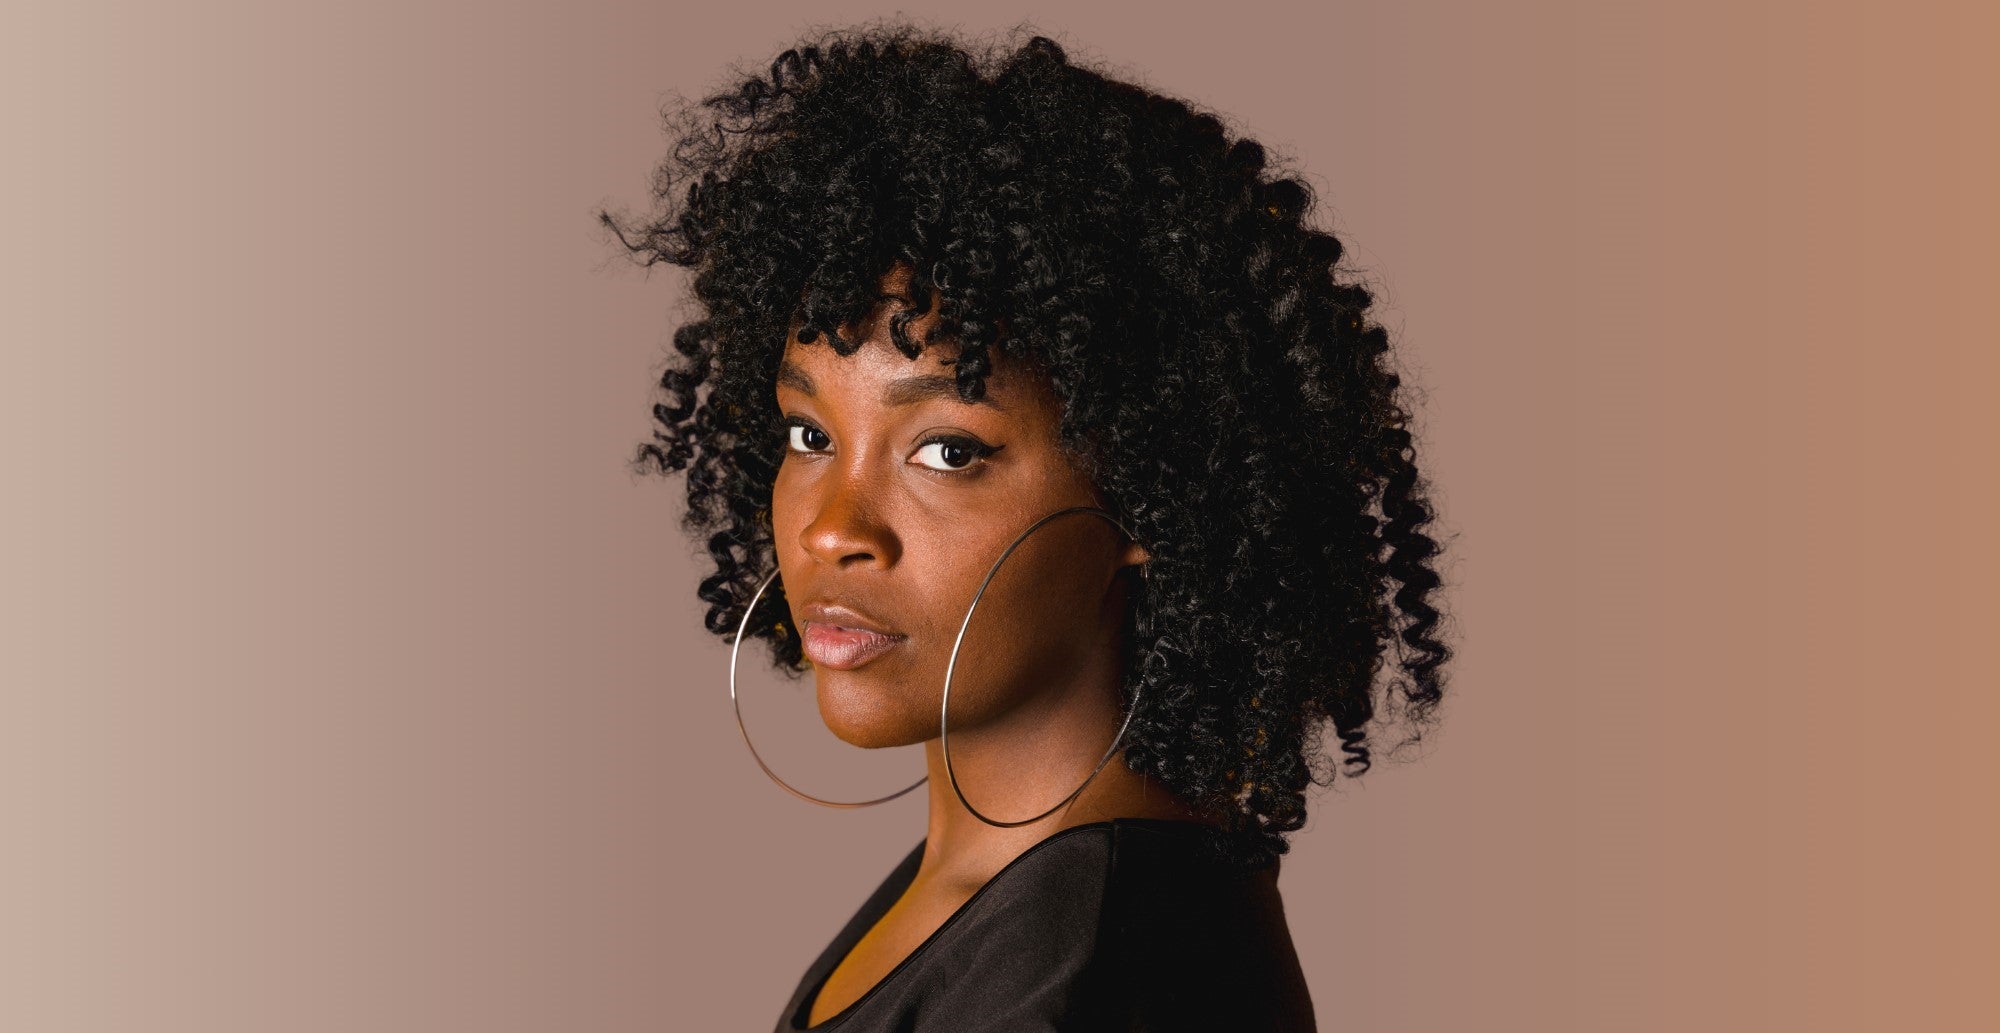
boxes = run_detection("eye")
[785,420,830,454]
[780,416,1001,477]
[911,434,1000,475]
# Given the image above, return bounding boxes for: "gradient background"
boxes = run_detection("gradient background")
[3,1,1994,1031]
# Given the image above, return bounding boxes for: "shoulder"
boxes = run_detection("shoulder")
[876,823,1115,1032]
[943,821,1119,976]
[1086,819,1321,1031]
[831,820,1318,1033]
[933,819,1319,1032]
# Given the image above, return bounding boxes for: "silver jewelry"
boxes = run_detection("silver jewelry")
[729,560,927,809]
[728,505,1148,825]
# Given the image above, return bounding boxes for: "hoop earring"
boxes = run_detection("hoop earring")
[728,505,1149,824]
[729,564,928,808]
[941,505,1147,827]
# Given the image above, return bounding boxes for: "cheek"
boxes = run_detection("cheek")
[810,543,1103,745]
[918,536,1111,721]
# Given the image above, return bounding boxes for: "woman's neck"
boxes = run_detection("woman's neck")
[912,675,1211,895]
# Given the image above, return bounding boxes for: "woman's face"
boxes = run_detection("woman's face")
[772,279,1148,750]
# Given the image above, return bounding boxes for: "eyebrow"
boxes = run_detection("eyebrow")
[776,358,1009,412]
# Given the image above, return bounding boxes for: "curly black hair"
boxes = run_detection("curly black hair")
[602,20,1455,869]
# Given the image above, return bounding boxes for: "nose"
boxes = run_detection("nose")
[798,464,901,571]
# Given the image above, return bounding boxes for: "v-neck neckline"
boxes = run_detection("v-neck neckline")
[788,817,1220,1031]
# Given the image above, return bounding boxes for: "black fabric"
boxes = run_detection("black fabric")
[775,817,1317,1032]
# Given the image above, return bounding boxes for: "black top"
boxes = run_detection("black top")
[775,817,1317,1032]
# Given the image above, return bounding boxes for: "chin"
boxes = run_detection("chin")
[814,671,933,749]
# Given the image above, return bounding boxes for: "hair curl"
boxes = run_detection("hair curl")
[602,20,1456,869]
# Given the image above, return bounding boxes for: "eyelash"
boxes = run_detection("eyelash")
[780,416,1000,477]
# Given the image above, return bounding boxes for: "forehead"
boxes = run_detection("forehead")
[777,334,1035,417]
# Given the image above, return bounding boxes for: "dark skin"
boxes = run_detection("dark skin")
[775,263,1214,1024]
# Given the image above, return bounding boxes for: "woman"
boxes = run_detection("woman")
[603,22,1453,1032]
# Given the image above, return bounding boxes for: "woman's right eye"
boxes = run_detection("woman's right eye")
[785,420,830,453]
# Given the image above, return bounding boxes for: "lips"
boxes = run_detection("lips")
[796,599,907,670]
[801,621,906,670]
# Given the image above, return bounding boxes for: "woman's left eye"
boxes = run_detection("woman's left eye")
[911,435,999,475]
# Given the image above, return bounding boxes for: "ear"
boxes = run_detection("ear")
[1116,540,1152,571]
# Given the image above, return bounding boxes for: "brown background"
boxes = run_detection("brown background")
[2,1,1994,1030]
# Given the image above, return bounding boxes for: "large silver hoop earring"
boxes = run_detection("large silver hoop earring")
[942,505,1147,828]
[729,504,1150,822]
[729,564,928,808]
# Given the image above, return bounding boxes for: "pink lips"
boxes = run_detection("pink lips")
[802,621,907,670]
